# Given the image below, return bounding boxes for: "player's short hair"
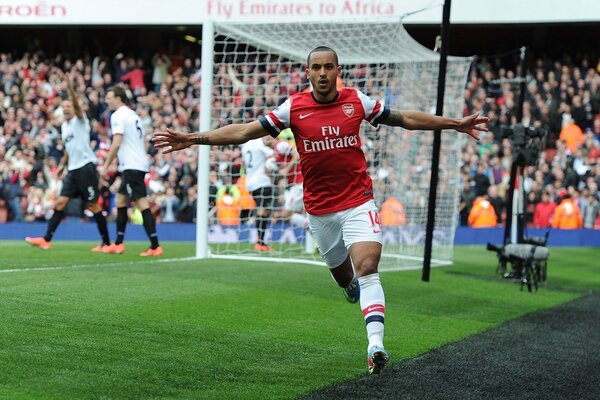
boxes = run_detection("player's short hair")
[307,46,339,67]
[107,86,128,104]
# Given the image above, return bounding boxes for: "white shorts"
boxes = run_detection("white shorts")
[307,199,383,269]
[284,183,304,213]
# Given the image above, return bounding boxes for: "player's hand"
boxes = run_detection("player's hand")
[456,113,490,141]
[152,129,194,154]
[56,166,64,178]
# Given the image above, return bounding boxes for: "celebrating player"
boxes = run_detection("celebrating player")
[152,46,488,374]
[101,86,163,256]
[25,79,110,252]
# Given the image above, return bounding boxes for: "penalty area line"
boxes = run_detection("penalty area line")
[0,256,199,274]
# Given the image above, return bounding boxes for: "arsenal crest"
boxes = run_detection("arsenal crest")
[342,103,355,117]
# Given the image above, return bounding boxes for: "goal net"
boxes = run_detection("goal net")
[202,19,472,271]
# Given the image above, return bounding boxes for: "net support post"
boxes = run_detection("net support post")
[196,20,215,259]
[423,0,452,282]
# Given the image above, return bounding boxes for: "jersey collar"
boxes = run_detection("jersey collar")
[311,91,339,104]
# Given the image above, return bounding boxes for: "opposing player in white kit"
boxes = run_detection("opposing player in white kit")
[26,80,110,251]
[102,86,162,256]
[153,46,488,374]
[241,137,276,252]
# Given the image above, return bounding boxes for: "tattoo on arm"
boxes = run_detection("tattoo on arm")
[384,110,405,128]
[193,135,209,145]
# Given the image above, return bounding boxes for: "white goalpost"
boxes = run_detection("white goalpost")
[197,19,472,271]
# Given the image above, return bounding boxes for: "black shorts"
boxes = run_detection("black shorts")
[118,170,148,200]
[60,162,100,203]
[252,186,274,210]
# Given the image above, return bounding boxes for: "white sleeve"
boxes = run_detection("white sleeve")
[260,99,291,136]
[110,112,124,135]
[356,90,387,126]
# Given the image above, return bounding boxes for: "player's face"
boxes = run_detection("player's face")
[62,100,73,120]
[306,51,341,101]
[105,91,117,111]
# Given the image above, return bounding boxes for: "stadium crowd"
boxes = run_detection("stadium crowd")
[0,49,599,229]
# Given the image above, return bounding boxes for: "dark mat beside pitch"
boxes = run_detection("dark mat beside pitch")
[300,293,600,400]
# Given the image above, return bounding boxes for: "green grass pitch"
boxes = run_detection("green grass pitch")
[0,241,598,399]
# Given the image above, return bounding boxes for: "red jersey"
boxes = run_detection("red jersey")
[533,201,556,228]
[274,140,303,185]
[120,68,146,91]
[260,88,389,215]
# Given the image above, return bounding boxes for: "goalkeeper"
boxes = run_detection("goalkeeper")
[153,46,487,374]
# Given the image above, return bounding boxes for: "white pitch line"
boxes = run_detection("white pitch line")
[1,255,450,274]
[0,256,199,274]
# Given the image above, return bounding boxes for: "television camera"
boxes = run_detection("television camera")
[487,124,550,292]
[500,124,547,167]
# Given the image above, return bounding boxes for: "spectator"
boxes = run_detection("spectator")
[552,188,583,229]
[380,196,406,227]
[487,185,505,224]
[216,186,241,226]
[120,59,146,95]
[580,187,600,229]
[152,54,171,92]
[459,178,476,226]
[468,196,498,228]
[178,186,197,223]
[6,172,23,222]
[533,190,556,228]
[112,53,129,83]
[559,120,584,153]
[473,164,491,196]
[525,190,538,226]
[158,187,180,223]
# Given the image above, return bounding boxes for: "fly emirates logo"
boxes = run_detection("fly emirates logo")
[302,125,359,153]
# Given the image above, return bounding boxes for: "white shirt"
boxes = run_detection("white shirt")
[61,115,97,171]
[241,138,274,191]
[110,105,149,172]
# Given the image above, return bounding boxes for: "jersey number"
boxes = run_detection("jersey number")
[244,150,253,169]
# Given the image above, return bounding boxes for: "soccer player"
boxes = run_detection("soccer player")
[101,86,163,256]
[152,46,488,374]
[272,138,309,229]
[25,79,111,251]
[241,136,276,251]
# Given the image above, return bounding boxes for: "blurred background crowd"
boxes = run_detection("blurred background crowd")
[0,49,599,229]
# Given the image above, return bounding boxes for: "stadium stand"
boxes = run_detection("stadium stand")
[0,50,599,229]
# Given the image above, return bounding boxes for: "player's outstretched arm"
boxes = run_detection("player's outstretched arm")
[381,110,489,141]
[152,120,269,154]
[67,80,84,120]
